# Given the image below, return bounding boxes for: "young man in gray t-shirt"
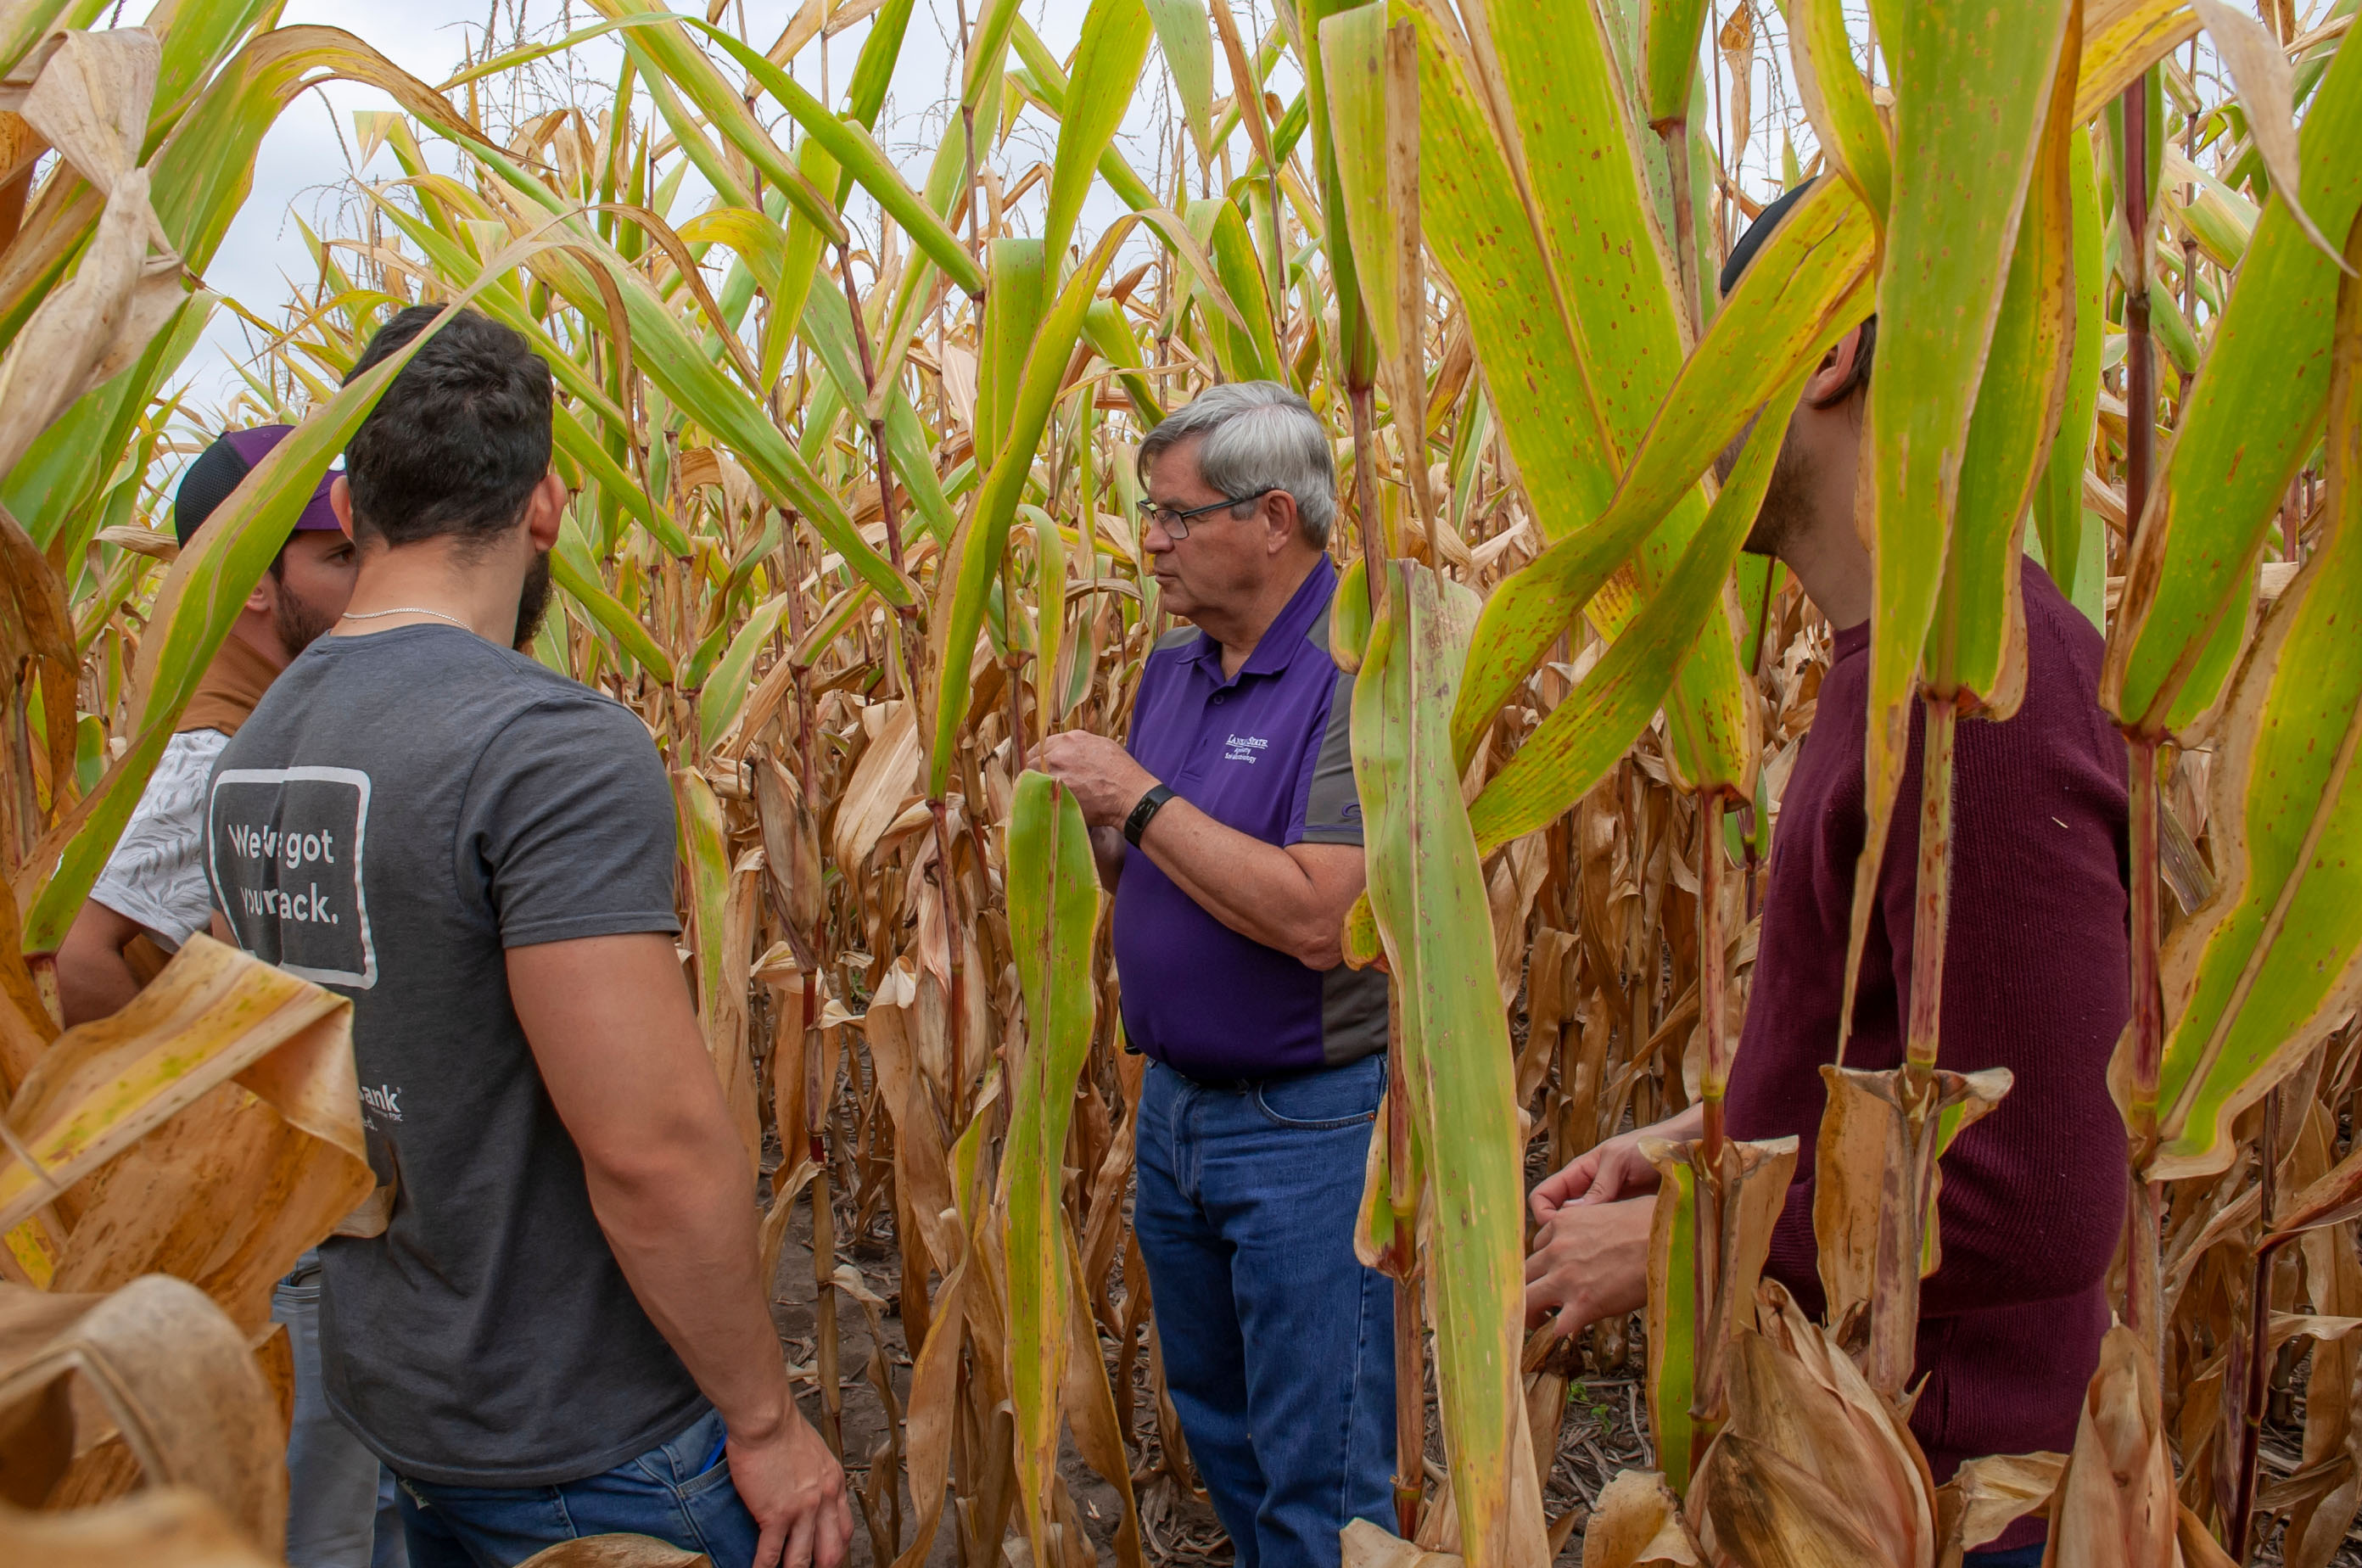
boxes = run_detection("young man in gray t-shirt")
[208,305,848,1568]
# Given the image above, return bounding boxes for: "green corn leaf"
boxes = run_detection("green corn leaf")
[1190,197,1285,384]
[1450,177,1876,766]
[2105,32,2362,736]
[551,538,679,686]
[1038,0,1155,261]
[1464,372,1805,857]
[796,267,960,546]
[0,1,78,82]
[1642,0,1713,127]
[1643,1151,1700,1492]
[145,0,277,151]
[978,239,1049,464]
[2035,132,2106,607]
[997,770,1101,1562]
[1928,25,2080,715]
[7,291,210,551]
[1849,0,2075,1049]
[1353,562,1547,1568]
[929,221,1137,798]
[1145,0,1217,159]
[676,12,986,299]
[697,594,794,752]
[2139,219,2362,1183]
[1083,298,1167,426]
[1788,0,1892,219]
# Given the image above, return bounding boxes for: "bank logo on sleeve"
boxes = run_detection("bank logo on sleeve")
[208,766,378,988]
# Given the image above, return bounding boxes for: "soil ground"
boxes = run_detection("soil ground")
[764,1152,2362,1568]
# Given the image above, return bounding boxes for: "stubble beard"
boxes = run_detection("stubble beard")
[512,549,554,651]
[1740,424,1816,562]
[272,578,340,657]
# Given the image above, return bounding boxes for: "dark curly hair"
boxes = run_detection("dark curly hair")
[342,303,553,552]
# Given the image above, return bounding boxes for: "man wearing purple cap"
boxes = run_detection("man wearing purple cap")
[58,425,358,1024]
[1038,382,1391,1568]
[54,423,397,1568]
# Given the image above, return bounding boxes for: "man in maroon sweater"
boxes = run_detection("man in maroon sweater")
[1522,183,2130,1563]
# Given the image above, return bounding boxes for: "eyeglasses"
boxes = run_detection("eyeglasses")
[1134,488,1275,540]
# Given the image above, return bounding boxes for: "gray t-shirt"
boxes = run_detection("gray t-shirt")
[206,624,705,1487]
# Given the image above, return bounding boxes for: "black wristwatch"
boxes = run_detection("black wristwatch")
[1123,784,1176,847]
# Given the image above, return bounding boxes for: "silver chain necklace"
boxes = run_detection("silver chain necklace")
[340,607,472,630]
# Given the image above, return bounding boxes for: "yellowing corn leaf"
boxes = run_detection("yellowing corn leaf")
[0,1486,281,1568]
[672,770,763,1172]
[1933,1451,2063,1564]
[2103,34,2362,737]
[1447,176,1873,771]
[1578,1470,1699,1568]
[1463,371,1800,856]
[995,771,1100,1567]
[0,938,367,1277]
[1352,563,1547,1568]
[0,1274,289,1554]
[2190,0,2353,272]
[2046,1324,2180,1566]
[2133,216,2362,1182]
[2075,0,2201,123]
[1809,1063,2012,1399]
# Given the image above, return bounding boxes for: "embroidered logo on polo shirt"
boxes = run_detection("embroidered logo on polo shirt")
[1223,733,1268,763]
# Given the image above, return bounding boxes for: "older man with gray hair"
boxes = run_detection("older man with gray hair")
[1039,381,1391,1568]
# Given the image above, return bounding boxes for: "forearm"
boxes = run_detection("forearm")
[56,904,148,1027]
[1643,1103,1705,1143]
[1139,801,1340,966]
[588,1139,798,1437]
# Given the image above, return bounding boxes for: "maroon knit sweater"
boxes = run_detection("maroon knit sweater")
[1723,561,2130,1545]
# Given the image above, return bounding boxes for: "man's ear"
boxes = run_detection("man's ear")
[330,473,358,542]
[524,470,567,551]
[1264,490,1301,555]
[1804,325,1867,409]
[244,569,278,616]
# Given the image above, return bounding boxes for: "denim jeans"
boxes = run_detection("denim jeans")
[1133,1056,1396,1568]
[274,1253,407,1568]
[394,1407,757,1568]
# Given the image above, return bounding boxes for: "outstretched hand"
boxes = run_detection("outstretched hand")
[1523,1196,1654,1341]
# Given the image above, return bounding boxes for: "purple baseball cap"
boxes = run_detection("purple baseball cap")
[173,424,344,547]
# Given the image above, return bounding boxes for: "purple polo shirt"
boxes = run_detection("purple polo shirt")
[1113,554,1388,1080]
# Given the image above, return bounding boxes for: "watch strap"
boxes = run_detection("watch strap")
[1123,784,1175,847]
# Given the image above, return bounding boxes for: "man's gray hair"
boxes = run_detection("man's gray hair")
[1137,381,1338,548]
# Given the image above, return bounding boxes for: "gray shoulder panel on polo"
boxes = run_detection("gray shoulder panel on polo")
[1152,624,1199,654]
[1322,963,1389,1067]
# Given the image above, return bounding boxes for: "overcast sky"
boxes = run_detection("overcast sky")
[180,0,1816,421]
[186,0,1139,416]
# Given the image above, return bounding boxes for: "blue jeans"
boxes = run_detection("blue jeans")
[394,1408,757,1568]
[1134,1056,1396,1568]
[275,1254,407,1568]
